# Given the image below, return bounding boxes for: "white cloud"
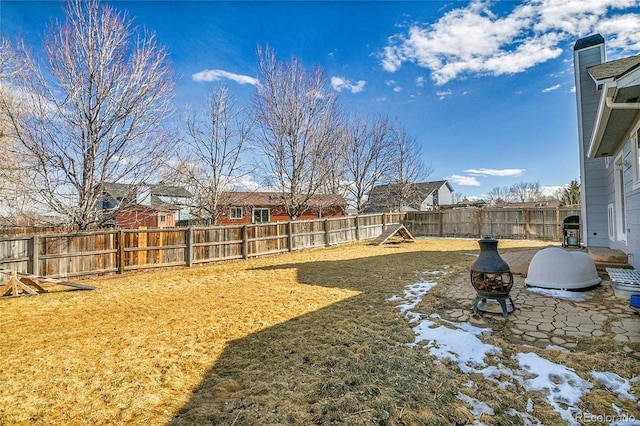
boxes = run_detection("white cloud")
[446,175,481,186]
[192,69,259,85]
[465,168,525,177]
[436,89,452,100]
[331,76,366,94]
[541,185,563,197]
[542,84,561,93]
[385,79,402,92]
[382,0,640,85]
[416,76,425,87]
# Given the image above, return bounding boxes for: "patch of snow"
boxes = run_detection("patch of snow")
[526,287,596,302]
[390,280,636,426]
[514,352,592,425]
[591,371,637,402]
[507,408,544,426]
[457,392,494,418]
[527,398,534,413]
[411,317,501,373]
[422,270,445,275]
[392,281,437,314]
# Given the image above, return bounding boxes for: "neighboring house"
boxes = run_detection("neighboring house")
[116,205,176,229]
[574,34,640,269]
[98,182,194,227]
[216,192,346,225]
[366,180,455,212]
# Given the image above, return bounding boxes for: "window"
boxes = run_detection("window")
[614,151,627,243]
[253,208,270,223]
[229,207,243,220]
[160,215,166,223]
[635,128,640,185]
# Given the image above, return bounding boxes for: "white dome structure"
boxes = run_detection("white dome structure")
[525,247,601,291]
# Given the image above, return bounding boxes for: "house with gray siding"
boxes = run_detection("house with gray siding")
[366,180,455,212]
[574,34,640,269]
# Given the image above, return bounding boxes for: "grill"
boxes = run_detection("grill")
[560,215,581,248]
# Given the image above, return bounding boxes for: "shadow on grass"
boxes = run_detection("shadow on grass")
[168,248,507,425]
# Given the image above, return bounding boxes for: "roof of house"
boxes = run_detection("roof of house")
[102,182,193,199]
[150,183,193,198]
[367,180,454,211]
[588,54,640,81]
[222,192,346,208]
[369,180,453,198]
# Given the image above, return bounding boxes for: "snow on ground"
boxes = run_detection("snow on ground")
[388,279,640,426]
[526,287,596,302]
[591,372,637,402]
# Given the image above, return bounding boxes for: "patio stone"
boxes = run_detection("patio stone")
[537,323,554,332]
[446,252,638,351]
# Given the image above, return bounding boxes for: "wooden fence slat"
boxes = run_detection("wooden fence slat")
[0,209,580,280]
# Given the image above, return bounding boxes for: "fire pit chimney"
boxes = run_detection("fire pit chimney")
[470,237,514,317]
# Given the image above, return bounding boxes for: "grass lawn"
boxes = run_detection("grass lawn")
[1,238,637,425]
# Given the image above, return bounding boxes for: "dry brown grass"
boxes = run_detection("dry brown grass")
[1,238,637,425]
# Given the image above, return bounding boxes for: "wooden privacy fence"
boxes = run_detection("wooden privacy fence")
[0,213,404,279]
[405,207,581,240]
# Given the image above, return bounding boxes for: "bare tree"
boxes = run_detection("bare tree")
[252,46,343,220]
[382,121,431,211]
[1,0,175,229]
[451,192,464,204]
[177,86,253,223]
[509,181,542,203]
[0,39,37,224]
[342,114,394,212]
[487,186,512,205]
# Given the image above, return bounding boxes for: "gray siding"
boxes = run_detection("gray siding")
[575,42,609,247]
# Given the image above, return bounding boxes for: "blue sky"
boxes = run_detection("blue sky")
[3,0,640,199]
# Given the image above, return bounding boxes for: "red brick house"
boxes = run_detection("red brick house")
[216,192,346,225]
[116,205,176,229]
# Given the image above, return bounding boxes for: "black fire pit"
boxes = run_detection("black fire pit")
[470,237,514,318]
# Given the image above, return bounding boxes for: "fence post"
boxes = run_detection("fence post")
[185,226,193,267]
[242,225,248,259]
[324,219,330,247]
[355,215,360,241]
[525,209,531,239]
[30,234,40,276]
[118,230,125,274]
[477,209,483,238]
[287,221,293,252]
[382,213,387,229]
[438,211,443,237]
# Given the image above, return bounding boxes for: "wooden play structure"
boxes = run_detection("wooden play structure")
[0,268,97,297]
[371,224,416,246]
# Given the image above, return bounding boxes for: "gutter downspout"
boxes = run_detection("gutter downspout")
[605,96,640,110]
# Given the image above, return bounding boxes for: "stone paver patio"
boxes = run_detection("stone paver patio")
[439,249,640,359]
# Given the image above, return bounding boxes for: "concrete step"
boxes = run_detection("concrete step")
[588,247,632,270]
